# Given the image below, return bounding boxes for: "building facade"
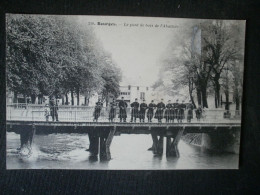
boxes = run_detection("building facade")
[117,85,153,105]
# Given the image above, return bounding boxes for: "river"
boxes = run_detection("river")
[6,132,239,169]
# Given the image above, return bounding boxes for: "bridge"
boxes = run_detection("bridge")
[6,104,241,160]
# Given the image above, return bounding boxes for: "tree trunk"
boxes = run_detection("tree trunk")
[71,89,74,106]
[196,88,202,106]
[62,96,64,105]
[189,82,196,108]
[86,97,90,106]
[215,92,218,108]
[201,86,208,108]
[24,94,27,103]
[214,74,221,108]
[76,88,80,106]
[106,96,109,107]
[65,93,68,105]
[13,92,18,104]
[225,92,229,111]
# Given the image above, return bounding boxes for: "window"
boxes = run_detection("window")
[128,85,131,90]
[146,87,149,91]
[140,92,145,100]
[128,92,130,95]
[137,86,139,90]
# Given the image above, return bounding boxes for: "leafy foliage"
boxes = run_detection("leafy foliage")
[6,14,121,103]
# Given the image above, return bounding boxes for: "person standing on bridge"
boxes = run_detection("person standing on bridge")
[195,105,203,122]
[172,99,179,123]
[178,100,186,123]
[155,99,165,123]
[44,104,50,121]
[130,98,139,122]
[186,100,194,123]
[139,99,148,122]
[49,97,59,122]
[93,99,103,122]
[147,100,156,122]
[109,99,117,122]
[164,100,172,123]
[118,97,128,122]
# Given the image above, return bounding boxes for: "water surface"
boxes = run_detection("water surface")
[6,132,239,169]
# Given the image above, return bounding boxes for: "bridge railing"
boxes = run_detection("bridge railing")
[6,104,241,123]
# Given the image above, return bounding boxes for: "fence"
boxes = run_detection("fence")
[6,104,241,123]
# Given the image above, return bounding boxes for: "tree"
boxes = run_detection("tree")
[6,14,122,106]
[201,20,244,108]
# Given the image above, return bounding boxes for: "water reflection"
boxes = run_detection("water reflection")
[6,132,239,169]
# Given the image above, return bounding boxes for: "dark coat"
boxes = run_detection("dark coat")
[109,102,117,120]
[187,103,194,120]
[118,100,128,119]
[94,102,103,119]
[164,103,173,119]
[195,107,203,119]
[155,102,165,120]
[147,103,156,119]
[178,103,186,119]
[130,102,140,118]
[139,103,148,119]
[172,103,179,119]
[49,99,58,114]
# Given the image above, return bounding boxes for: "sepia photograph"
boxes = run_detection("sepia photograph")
[6,14,245,169]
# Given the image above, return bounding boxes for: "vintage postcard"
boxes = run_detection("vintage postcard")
[6,14,245,169]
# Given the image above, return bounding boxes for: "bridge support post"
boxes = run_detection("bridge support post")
[99,127,116,161]
[88,131,99,155]
[151,130,164,155]
[19,125,35,155]
[166,129,184,157]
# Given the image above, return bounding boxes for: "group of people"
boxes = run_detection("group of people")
[94,97,204,123]
[43,96,203,123]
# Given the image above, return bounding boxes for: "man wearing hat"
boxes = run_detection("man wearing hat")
[93,99,103,122]
[49,96,59,122]
[139,99,148,122]
[118,97,128,122]
[186,100,194,123]
[130,98,139,122]
[155,98,165,123]
[109,99,117,122]
[147,100,156,122]
[172,99,179,122]
[178,100,186,123]
[164,100,173,123]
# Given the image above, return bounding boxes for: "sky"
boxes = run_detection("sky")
[77,16,188,87]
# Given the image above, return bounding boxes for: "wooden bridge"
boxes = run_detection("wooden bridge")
[6,120,241,160]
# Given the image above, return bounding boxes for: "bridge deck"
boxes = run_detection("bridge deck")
[6,120,241,134]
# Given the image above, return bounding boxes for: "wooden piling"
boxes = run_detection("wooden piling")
[20,125,35,149]
[88,131,99,155]
[99,127,116,160]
